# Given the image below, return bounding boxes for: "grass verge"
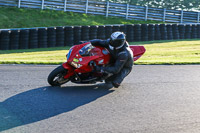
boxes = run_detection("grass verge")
[0,7,161,29]
[133,39,200,65]
[0,39,200,65]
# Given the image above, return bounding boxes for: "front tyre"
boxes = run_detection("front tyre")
[48,65,69,86]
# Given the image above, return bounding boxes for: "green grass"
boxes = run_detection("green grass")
[0,47,69,64]
[0,7,161,29]
[134,39,200,65]
[0,39,200,65]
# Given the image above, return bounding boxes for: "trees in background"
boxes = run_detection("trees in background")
[94,0,200,11]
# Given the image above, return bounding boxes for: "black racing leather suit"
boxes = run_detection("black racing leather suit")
[90,39,134,85]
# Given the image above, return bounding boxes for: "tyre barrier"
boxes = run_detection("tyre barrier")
[105,25,112,39]
[47,27,56,47]
[10,30,20,50]
[197,24,200,38]
[81,26,90,41]
[126,24,134,42]
[191,24,197,39]
[178,24,185,39]
[185,24,191,39]
[172,24,180,40]
[141,24,148,41]
[120,25,126,34]
[148,24,155,41]
[29,28,38,49]
[56,27,65,46]
[166,24,173,40]
[97,25,106,40]
[74,26,81,45]
[19,29,29,49]
[64,26,74,46]
[1,24,200,50]
[133,24,141,42]
[0,30,10,50]
[160,24,167,40]
[89,25,98,40]
[154,24,161,40]
[38,28,47,48]
[112,25,120,33]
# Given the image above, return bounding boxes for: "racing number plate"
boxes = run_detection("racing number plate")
[73,58,79,62]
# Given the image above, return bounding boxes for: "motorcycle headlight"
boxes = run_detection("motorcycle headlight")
[70,62,82,68]
[77,64,83,68]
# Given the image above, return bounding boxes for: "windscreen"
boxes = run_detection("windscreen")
[79,43,94,56]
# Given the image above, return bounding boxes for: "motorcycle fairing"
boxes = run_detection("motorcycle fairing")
[66,43,111,73]
[129,45,146,61]
[62,62,75,79]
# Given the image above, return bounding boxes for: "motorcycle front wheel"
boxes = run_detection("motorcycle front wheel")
[48,65,69,86]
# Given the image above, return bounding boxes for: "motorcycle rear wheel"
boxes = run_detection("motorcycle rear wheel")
[48,65,69,86]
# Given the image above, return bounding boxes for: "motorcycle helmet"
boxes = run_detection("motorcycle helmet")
[109,31,126,49]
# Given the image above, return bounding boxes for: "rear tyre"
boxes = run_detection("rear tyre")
[48,65,69,86]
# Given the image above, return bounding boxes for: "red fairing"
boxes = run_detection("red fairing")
[62,62,75,79]
[129,45,146,61]
[65,42,111,74]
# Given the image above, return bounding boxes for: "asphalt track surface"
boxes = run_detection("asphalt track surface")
[0,65,200,133]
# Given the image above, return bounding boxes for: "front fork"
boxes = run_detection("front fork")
[62,62,75,79]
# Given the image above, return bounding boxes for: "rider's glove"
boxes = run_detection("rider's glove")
[95,66,104,73]
[79,41,87,44]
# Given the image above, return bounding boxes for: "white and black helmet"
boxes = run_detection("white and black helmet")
[109,31,126,49]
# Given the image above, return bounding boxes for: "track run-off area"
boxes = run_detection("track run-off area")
[0,65,200,133]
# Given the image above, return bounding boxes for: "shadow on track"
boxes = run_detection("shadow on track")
[0,83,114,132]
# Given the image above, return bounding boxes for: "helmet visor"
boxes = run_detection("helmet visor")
[110,39,125,48]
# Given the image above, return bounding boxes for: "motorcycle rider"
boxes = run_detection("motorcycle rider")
[90,31,134,88]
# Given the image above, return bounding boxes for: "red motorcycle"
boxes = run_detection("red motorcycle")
[48,42,146,86]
